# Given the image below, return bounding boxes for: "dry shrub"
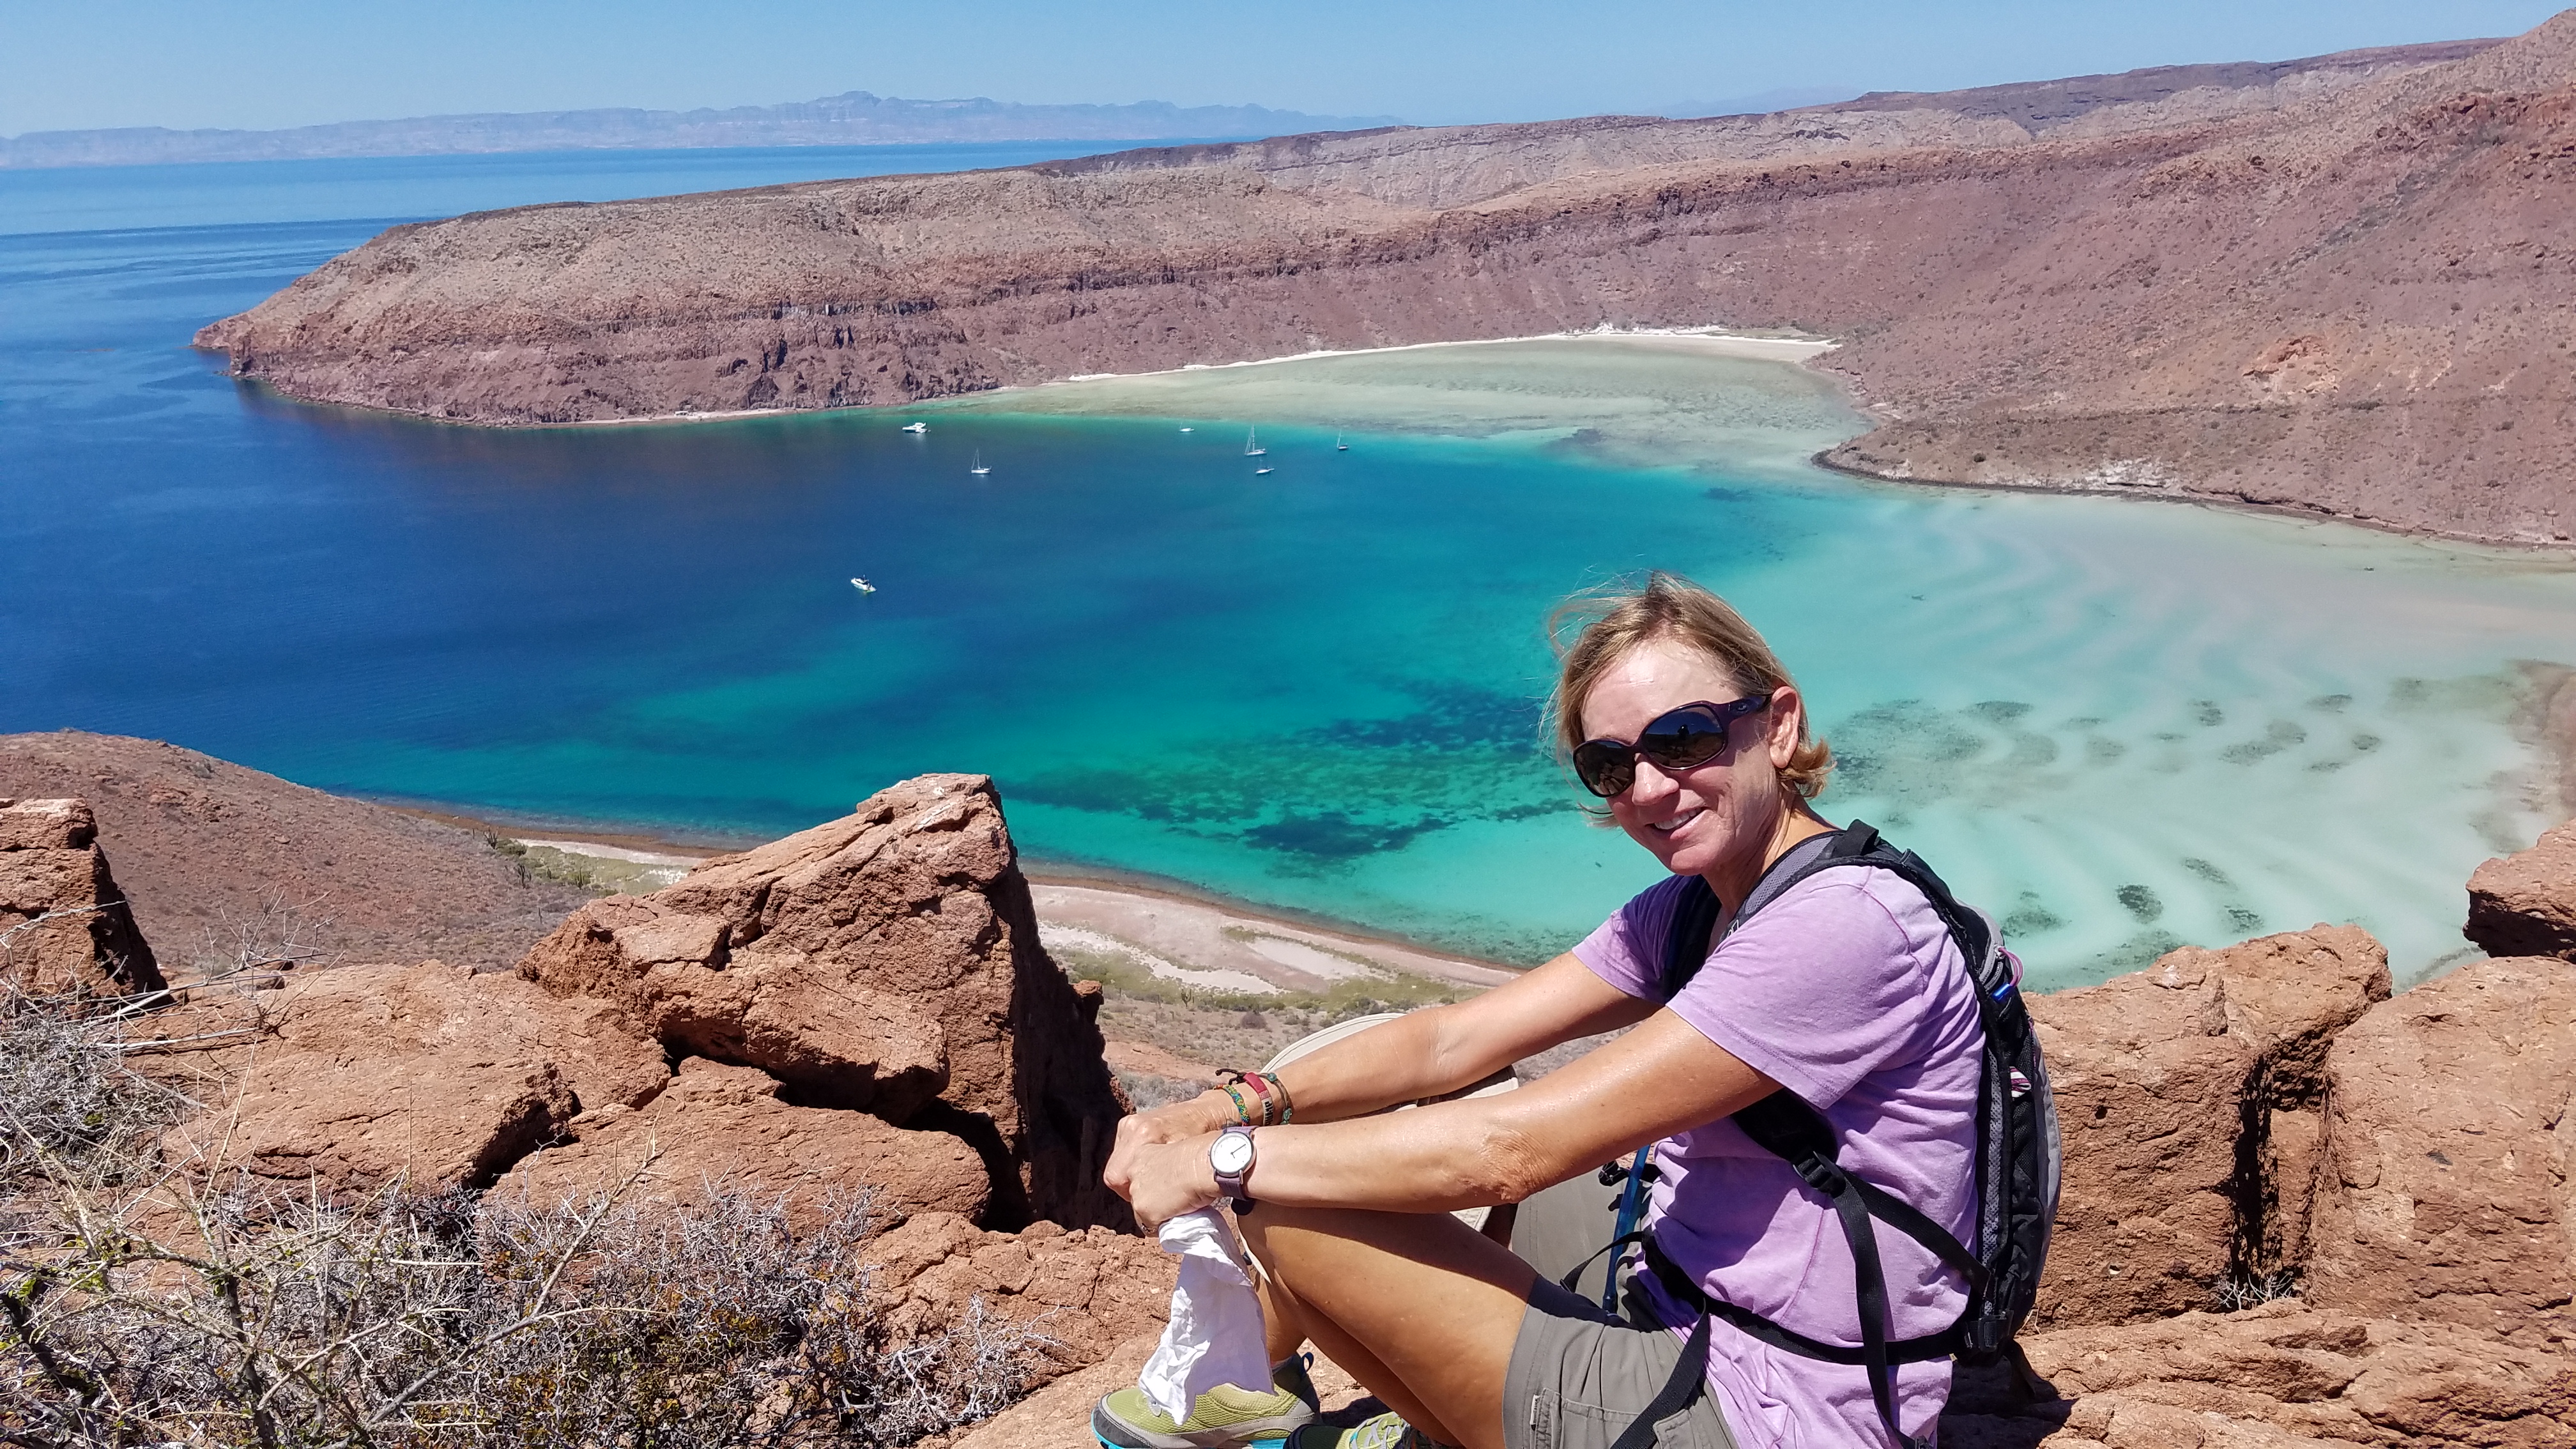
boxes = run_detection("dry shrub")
[1,983,1050,1448]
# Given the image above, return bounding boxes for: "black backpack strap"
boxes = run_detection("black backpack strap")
[1731,1094,1974,1449]
[1656,875,1726,1003]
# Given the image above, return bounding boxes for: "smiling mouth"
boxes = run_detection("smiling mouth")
[1649,808,1703,836]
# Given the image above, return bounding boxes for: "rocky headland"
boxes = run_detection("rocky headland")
[6,734,2573,1446]
[194,19,2576,544]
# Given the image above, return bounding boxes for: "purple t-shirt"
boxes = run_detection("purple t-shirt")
[1573,866,1984,1449]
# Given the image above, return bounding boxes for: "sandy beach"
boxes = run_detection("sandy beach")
[486,825,1519,997]
[538,326,1840,431]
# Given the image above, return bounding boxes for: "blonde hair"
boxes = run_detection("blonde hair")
[1546,572,1833,801]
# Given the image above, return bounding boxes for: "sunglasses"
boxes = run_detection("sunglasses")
[1572,696,1772,798]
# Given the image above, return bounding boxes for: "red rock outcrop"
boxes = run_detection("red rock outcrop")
[170,958,668,1192]
[2466,818,2576,962]
[519,774,1131,1229]
[0,797,162,999]
[860,1210,1175,1384]
[0,732,592,974]
[2027,926,2392,1328]
[2303,955,2576,1342]
[195,19,2576,543]
[501,1056,990,1230]
[1942,1301,2576,1448]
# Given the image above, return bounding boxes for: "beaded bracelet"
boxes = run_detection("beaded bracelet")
[1218,1069,1296,1126]
[1218,1080,1257,1125]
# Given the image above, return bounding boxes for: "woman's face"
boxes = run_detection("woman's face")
[1577,636,1802,880]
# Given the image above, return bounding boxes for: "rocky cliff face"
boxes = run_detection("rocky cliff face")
[516,773,1133,1230]
[195,21,2576,544]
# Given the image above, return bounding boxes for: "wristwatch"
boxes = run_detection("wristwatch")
[1210,1126,1257,1210]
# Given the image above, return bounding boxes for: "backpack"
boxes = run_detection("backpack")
[1572,822,2061,1449]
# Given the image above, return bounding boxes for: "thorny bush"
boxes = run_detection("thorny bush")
[1,983,1050,1448]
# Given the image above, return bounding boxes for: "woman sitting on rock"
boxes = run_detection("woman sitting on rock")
[1097,574,1991,1449]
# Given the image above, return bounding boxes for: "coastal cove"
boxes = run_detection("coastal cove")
[4,151,2574,992]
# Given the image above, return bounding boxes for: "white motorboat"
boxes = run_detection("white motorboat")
[901,422,928,434]
[850,577,877,594]
[1244,427,1266,457]
[1254,466,1274,475]
[1179,425,1193,433]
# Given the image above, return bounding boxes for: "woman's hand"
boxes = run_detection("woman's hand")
[1118,1132,1224,1230]
[1105,1091,1239,1209]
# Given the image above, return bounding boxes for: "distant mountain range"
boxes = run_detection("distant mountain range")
[0,93,1407,169]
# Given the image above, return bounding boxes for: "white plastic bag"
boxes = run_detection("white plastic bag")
[1137,1208,1272,1420]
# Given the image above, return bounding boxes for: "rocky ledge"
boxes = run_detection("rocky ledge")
[10,782,2575,1444]
[194,20,2576,544]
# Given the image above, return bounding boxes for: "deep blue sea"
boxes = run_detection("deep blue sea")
[4,146,2573,983]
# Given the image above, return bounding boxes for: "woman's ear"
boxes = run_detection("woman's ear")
[1766,685,1803,770]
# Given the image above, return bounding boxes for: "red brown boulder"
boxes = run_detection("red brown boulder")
[2028,926,2391,1328]
[2303,956,2576,1344]
[174,959,668,1193]
[2465,819,2576,963]
[860,1210,1176,1384]
[500,1057,990,1230]
[0,797,162,999]
[520,774,1131,1229]
[1940,1301,2576,1448]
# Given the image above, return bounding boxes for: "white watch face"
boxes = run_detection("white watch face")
[1211,1131,1255,1176]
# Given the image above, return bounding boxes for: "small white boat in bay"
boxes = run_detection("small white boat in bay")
[1336,431,1348,451]
[1244,427,1266,457]
[850,577,877,594]
[970,450,990,476]
[1254,465,1274,475]
[901,422,928,434]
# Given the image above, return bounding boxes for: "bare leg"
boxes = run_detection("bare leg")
[1235,1204,1538,1449]
[1257,1268,1308,1363]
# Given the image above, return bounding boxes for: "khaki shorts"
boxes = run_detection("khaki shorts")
[1503,1277,1737,1449]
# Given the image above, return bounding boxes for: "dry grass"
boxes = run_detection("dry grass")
[1,980,1048,1449]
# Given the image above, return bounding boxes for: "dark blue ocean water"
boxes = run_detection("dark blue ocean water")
[4,148,2573,979]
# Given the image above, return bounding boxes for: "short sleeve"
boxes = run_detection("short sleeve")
[1658,870,1958,1110]
[1572,873,1696,1000]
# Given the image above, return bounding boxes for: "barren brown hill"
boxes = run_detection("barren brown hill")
[197,20,2575,544]
[0,730,589,973]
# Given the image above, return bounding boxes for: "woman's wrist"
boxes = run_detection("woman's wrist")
[1197,1087,1252,1130]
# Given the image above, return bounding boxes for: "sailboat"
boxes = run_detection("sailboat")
[850,577,877,594]
[1335,431,1348,451]
[1243,427,1266,457]
[900,422,928,434]
[969,450,990,476]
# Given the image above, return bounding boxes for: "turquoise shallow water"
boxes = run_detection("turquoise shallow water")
[4,157,2573,988]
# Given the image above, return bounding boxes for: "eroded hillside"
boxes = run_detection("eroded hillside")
[195,22,2575,543]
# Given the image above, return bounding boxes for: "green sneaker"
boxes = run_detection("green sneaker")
[1285,1411,1448,1449]
[1092,1355,1322,1449]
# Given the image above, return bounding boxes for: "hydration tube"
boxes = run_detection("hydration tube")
[1603,1146,1653,1312]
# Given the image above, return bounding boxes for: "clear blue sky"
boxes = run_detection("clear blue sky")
[1,0,2563,136]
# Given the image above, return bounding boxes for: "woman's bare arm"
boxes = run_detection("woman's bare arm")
[1103,951,1657,1198]
[1116,1004,1780,1227]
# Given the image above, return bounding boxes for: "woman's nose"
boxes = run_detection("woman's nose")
[1625,756,1682,806]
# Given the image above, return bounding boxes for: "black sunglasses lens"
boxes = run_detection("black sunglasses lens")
[1572,743,1632,798]
[1637,709,1730,772]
